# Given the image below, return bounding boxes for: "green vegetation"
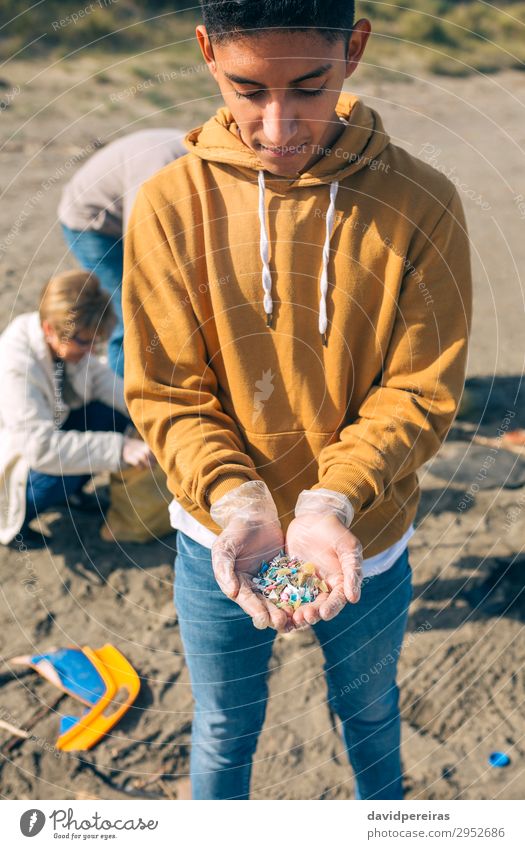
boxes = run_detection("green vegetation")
[361,0,525,76]
[0,1,523,76]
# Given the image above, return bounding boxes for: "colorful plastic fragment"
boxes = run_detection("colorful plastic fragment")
[252,550,327,611]
[488,752,511,768]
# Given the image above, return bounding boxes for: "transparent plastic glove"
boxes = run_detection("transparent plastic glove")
[121,437,157,470]
[285,488,363,629]
[210,480,289,632]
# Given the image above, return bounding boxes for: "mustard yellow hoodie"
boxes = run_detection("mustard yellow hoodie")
[122,91,472,557]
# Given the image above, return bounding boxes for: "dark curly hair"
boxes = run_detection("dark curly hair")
[200,0,355,45]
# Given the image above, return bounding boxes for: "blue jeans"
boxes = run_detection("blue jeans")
[24,401,130,523]
[61,224,124,378]
[173,530,413,800]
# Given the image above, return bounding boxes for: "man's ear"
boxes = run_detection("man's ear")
[196,24,218,81]
[344,18,372,80]
[42,319,52,338]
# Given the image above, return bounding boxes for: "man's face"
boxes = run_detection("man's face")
[197,26,370,177]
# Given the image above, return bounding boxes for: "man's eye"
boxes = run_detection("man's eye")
[294,85,327,97]
[234,89,264,100]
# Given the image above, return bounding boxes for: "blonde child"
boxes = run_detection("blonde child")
[0,270,154,549]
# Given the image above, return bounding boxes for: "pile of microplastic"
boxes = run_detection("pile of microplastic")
[252,550,329,612]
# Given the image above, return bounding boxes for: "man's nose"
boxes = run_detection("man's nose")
[261,97,298,147]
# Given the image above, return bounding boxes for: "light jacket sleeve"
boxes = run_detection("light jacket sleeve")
[312,187,473,513]
[121,187,261,513]
[4,366,124,475]
[87,356,129,417]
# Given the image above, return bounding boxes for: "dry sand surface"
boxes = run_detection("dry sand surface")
[0,58,524,800]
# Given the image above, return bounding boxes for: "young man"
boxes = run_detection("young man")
[122,1,472,800]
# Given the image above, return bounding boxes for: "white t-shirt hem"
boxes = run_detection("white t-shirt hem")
[168,499,414,577]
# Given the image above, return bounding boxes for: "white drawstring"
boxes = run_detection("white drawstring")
[258,170,274,326]
[257,170,340,344]
[319,179,339,345]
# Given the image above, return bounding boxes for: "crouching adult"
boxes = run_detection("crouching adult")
[0,270,155,549]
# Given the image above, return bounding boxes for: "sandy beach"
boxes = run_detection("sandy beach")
[1,57,524,800]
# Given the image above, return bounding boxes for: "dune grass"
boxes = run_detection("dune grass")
[361,0,525,77]
[0,1,523,77]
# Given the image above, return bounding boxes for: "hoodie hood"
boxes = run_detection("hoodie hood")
[184,91,391,344]
[184,91,390,186]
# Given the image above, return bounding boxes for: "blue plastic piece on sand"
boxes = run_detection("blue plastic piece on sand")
[59,709,91,736]
[488,751,510,768]
[59,715,80,735]
[29,648,106,705]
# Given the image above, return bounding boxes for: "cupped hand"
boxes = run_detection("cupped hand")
[211,516,292,633]
[285,513,363,629]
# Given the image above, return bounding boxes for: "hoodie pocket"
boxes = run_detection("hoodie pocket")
[239,428,338,522]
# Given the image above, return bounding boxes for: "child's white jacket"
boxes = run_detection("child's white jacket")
[0,312,128,543]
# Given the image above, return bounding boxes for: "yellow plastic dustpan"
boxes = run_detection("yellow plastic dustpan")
[11,643,141,752]
[56,645,140,751]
